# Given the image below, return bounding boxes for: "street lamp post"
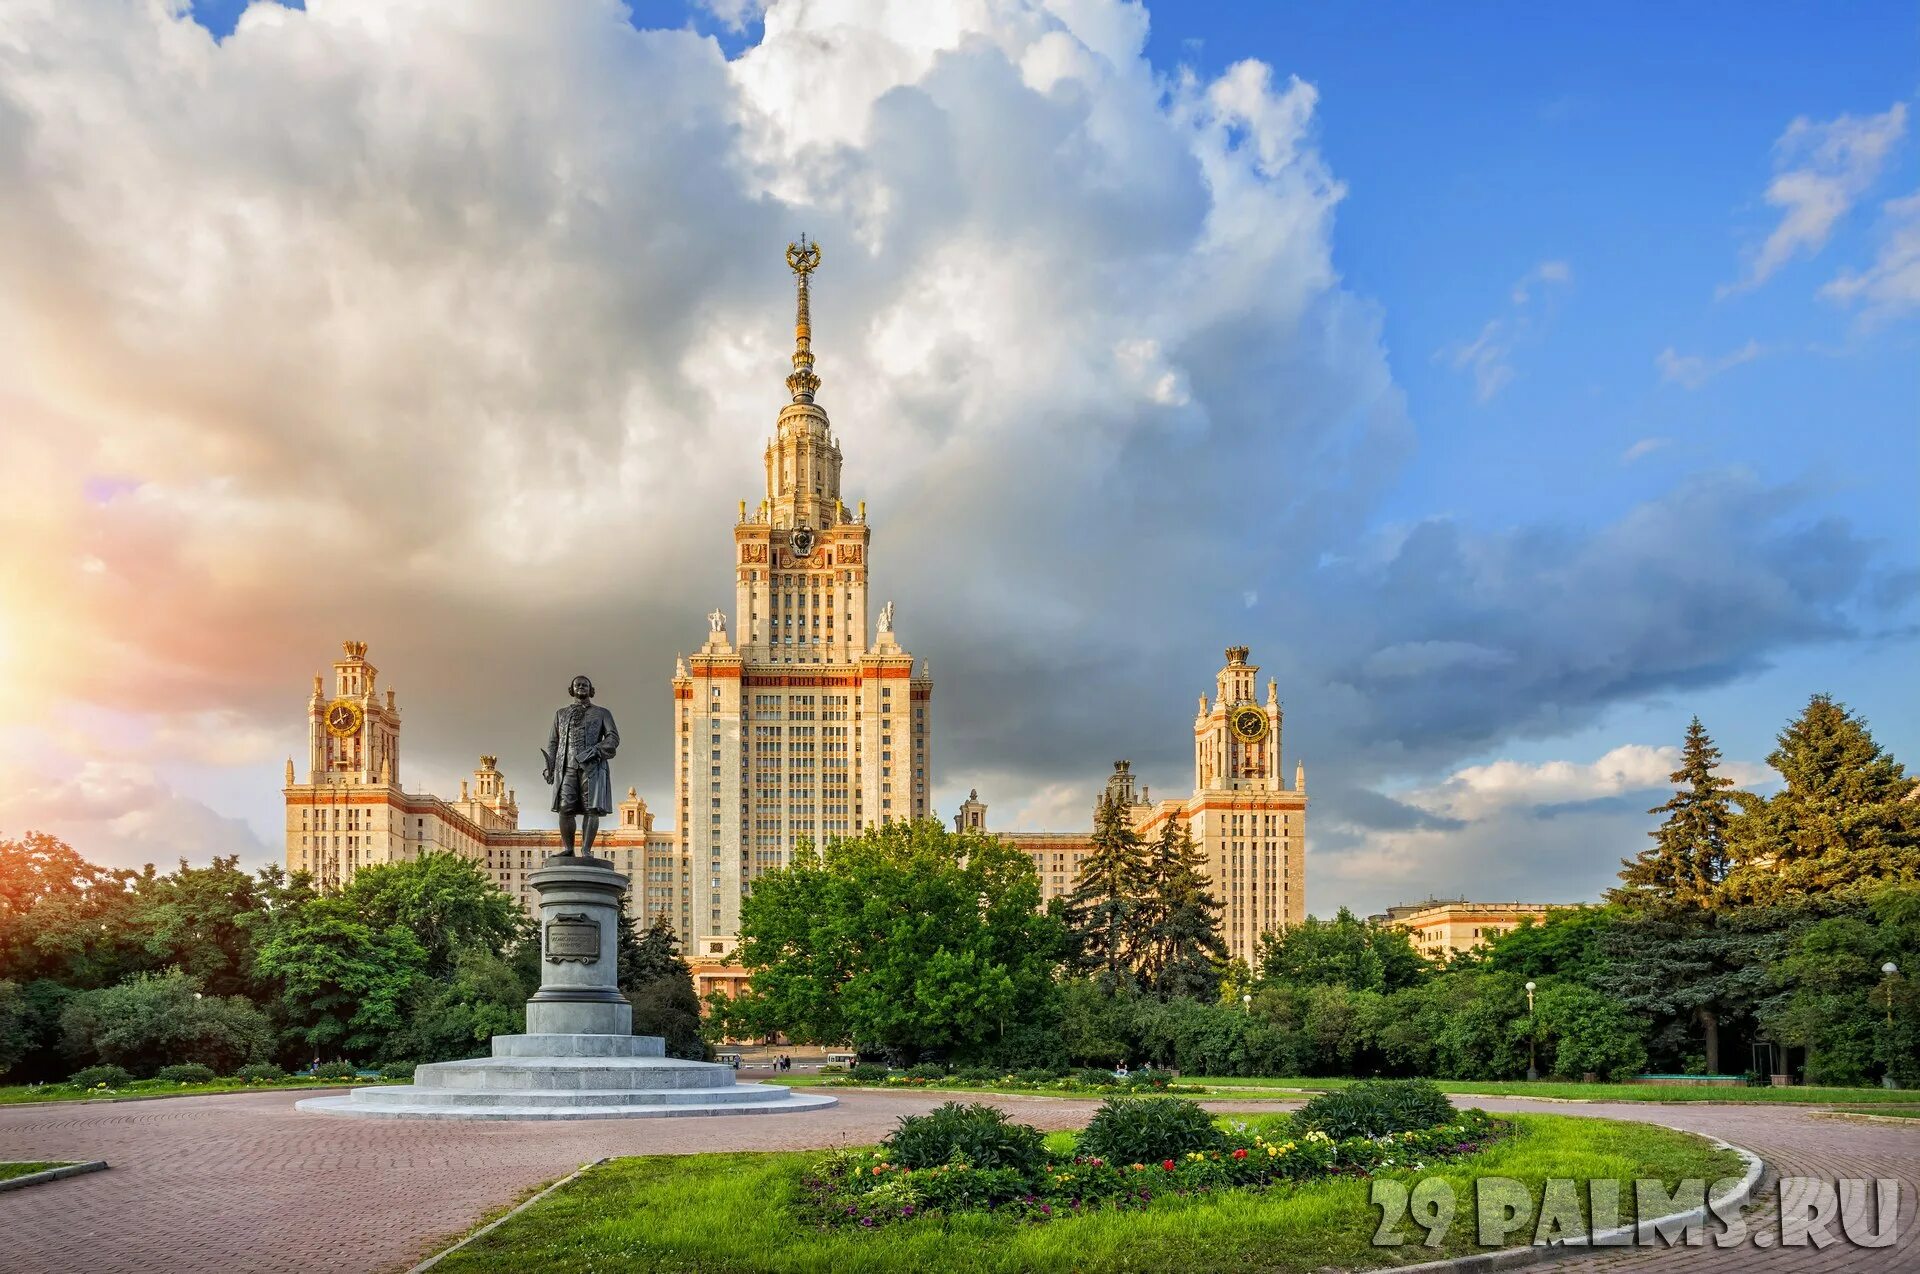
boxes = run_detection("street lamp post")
[1881,962,1900,1090]
[1242,992,1252,1015]
[1525,980,1539,1082]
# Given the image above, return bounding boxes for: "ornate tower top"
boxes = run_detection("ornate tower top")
[785,235,823,404]
[343,639,369,660]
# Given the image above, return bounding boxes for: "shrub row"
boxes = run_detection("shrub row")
[829,1064,1202,1095]
[53,1059,405,1089]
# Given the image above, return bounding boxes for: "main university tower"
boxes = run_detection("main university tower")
[669,239,931,961]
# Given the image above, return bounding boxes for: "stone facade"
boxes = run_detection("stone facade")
[283,641,677,925]
[1372,899,1563,959]
[978,645,1308,969]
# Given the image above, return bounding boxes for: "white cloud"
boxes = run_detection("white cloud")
[0,0,1402,848]
[1654,339,1762,389]
[1621,437,1670,463]
[1723,102,1908,295]
[1823,188,1920,321]
[0,760,268,872]
[1440,260,1571,402]
[1510,259,1571,305]
[1310,743,1771,913]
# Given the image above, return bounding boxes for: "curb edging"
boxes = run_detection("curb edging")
[407,1157,609,1273]
[0,1160,110,1193]
[1383,1136,1766,1274]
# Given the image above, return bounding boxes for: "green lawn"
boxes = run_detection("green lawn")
[1185,1076,1920,1104]
[0,1076,394,1105]
[783,1071,1913,1105]
[0,1162,70,1181]
[427,1113,1740,1274]
[1827,1106,1920,1119]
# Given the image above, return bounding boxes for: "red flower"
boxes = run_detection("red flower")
[1161,1159,1175,1171]
[1232,1148,1248,1160]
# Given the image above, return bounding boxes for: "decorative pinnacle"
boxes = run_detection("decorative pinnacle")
[785,234,823,403]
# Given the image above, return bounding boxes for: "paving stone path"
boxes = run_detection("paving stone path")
[0,1082,1912,1273]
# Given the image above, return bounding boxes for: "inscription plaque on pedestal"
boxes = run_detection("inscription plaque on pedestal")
[545,912,602,964]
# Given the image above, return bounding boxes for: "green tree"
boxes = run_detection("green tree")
[1064,795,1148,991]
[1723,695,1919,904]
[727,820,1065,1062]
[58,969,272,1075]
[385,947,528,1064]
[1535,982,1649,1080]
[1256,908,1427,993]
[0,980,30,1079]
[339,853,523,978]
[1763,886,1920,1086]
[618,915,708,1061]
[1603,904,1788,1075]
[0,832,144,988]
[1613,717,1735,909]
[254,895,429,1060]
[127,857,291,999]
[1135,818,1227,1001]
[1481,907,1615,983]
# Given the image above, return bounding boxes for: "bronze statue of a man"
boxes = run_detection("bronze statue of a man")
[541,674,619,858]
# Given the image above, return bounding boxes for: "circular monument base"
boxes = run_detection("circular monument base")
[297,1033,836,1121]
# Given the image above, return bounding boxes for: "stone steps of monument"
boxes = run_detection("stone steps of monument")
[298,1088,838,1121]
[414,1057,735,1092]
[489,1033,665,1058]
[350,1082,803,1108]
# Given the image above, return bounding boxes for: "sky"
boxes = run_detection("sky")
[0,0,1914,917]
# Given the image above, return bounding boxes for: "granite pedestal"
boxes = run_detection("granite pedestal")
[299,852,834,1121]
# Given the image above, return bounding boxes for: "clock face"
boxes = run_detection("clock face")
[1231,704,1270,743]
[325,699,364,738]
[789,526,816,557]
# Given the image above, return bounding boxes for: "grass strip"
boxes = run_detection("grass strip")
[427,1113,1739,1274]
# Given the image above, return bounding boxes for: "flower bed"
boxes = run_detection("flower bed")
[800,1094,1503,1229]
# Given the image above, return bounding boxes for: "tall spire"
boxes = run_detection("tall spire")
[784,234,822,403]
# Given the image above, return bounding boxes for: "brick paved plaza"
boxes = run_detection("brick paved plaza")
[0,1081,1913,1273]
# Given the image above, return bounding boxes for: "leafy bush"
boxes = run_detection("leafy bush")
[914,1164,1031,1210]
[1076,1096,1223,1165]
[68,1064,133,1089]
[1072,1066,1118,1087]
[59,971,272,1076]
[882,1102,1048,1175]
[379,1061,417,1080]
[953,1066,998,1084]
[848,1063,889,1083]
[905,1062,947,1081]
[234,1062,286,1082]
[312,1061,358,1080]
[1012,1066,1064,1085]
[155,1063,217,1084]
[1294,1079,1455,1139]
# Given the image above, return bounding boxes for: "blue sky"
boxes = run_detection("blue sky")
[1,0,1912,914]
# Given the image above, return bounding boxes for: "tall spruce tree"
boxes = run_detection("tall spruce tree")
[1065,793,1148,992]
[1136,818,1228,1001]
[1612,717,1734,909]
[1723,696,1919,905]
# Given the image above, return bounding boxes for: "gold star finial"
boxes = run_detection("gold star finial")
[785,235,822,403]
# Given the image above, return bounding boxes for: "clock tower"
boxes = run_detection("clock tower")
[308,639,401,787]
